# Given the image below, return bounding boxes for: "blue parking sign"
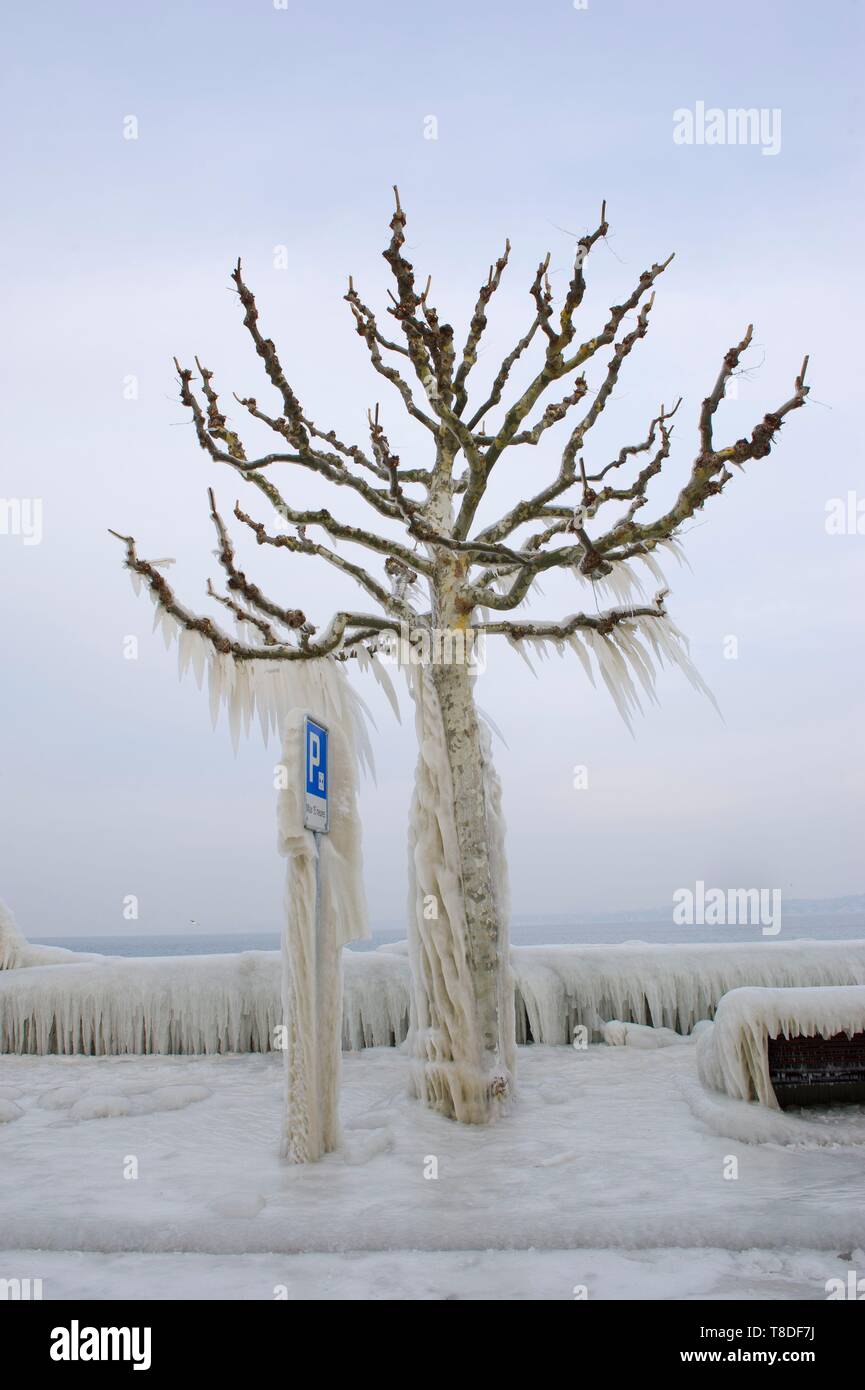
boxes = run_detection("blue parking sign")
[303,716,329,833]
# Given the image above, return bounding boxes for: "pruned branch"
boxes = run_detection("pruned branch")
[109,529,381,661]
[593,348,810,556]
[452,239,511,417]
[208,487,307,633]
[232,503,417,622]
[478,596,667,640]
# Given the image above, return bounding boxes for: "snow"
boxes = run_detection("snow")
[697,984,865,1109]
[3,938,865,1057]
[1,1045,864,1265]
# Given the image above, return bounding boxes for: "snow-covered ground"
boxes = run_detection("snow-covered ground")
[2,1043,864,1299]
[2,1247,859,1301]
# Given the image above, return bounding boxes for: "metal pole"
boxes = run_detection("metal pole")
[313,828,323,1116]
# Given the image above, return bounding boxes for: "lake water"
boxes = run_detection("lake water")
[34,912,865,957]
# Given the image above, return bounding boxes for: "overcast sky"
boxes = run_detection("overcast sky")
[2,0,863,938]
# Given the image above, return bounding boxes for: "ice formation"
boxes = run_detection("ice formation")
[276,700,369,1162]
[0,899,101,971]
[498,549,721,734]
[4,936,865,1059]
[511,940,865,1042]
[600,1019,690,1049]
[0,899,25,970]
[405,664,515,1123]
[132,583,382,1157]
[132,556,383,769]
[697,984,865,1109]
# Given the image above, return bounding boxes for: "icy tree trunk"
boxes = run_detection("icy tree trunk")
[407,658,515,1123]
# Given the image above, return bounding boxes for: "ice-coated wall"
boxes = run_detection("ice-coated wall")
[3,933,865,1057]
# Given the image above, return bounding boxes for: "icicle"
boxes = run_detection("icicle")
[567,633,596,687]
[475,704,510,748]
[6,934,865,1058]
[613,627,659,706]
[190,633,207,690]
[160,610,177,651]
[177,627,195,680]
[228,687,242,752]
[208,654,224,729]
[368,653,401,722]
[636,548,668,588]
[583,630,635,731]
[254,669,271,743]
[653,619,721,715]
[602,637,643,717]
[659,537,691,571]
[597,561,645,605]
[507,635,538,676]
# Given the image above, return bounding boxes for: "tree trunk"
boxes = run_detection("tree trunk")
[406,659,515,1122]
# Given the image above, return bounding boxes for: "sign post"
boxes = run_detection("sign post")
[303,716,329,1103]
[280,706,365,1162]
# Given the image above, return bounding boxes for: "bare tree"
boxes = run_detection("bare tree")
[112,190,809,1124]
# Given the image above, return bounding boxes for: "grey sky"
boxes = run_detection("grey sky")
[2,0,862,937]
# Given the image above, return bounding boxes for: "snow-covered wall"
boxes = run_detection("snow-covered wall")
[697,984,865,1108]
[2,937,865,1056]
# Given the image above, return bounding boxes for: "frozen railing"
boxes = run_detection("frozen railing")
[2,930,865,1056]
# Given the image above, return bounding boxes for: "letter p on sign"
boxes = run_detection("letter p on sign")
[303,715,329,832]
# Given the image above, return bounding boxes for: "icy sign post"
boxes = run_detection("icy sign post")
[303,717,329,834]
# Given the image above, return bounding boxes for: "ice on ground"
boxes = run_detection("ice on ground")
[209,1194,266,1220]
[697,985,865,1108]
[341,1127,394,1165]
[1,1046,864,1257]
[2,1245,860,1301]
[4,938,865,1057]
[68,1094,134,1121]
[34,1078,211,1122]
[682,1077,865,1148]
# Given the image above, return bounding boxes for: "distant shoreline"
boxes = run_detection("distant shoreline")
[31,910,865,957]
